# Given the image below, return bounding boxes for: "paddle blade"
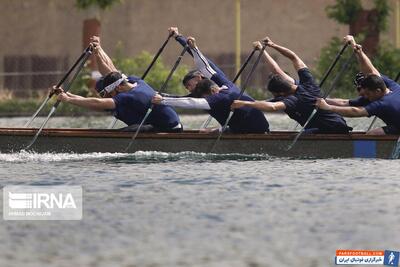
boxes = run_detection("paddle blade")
[209,111,233,153]
[391,137,400,159]
[25,106,56,150]
[124,107,153,152]
[108,117,118,129]
[24,95,51,127]
[286,108,318,151]
[200,116,213,130]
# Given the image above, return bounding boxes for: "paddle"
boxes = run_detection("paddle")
[200,48,257,130]
[24,45,92,128]
[123,44,189,152]
[286,49,355,151]
[395,71,400,82]
[209,45,267,153]
[25,47,93,150]
[391,136,400,159]
[108,33,174,129]
[367,71,400,132]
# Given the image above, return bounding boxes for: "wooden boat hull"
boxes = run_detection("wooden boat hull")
[0,128,397,159]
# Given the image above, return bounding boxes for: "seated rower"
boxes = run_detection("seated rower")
[152,37,269,134]
[167,27,240,96]
[54,37,182,133]
[316,37,400,135]
[231,37,351,134]
[327,35,400,107]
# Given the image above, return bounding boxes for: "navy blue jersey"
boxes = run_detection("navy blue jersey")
[176,35,233,88]
[364,89,400,131]
[205,86,269,133]
[277,68,350,133]
[112,76,180,129]
[382,74,400,92]
[349,74,400,106]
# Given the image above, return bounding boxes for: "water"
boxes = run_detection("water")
[0,115,399,267]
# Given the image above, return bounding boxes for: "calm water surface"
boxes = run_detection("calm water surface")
[0,115,399,267]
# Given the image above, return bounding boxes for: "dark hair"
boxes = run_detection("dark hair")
[182,70,203,86]
[95,71,128,97]
[353,72,365,88]
[192,78,217,98]
[267,74,292,94]
[103,71,126,87]
[360,74,386,92]
[95,77,105,93]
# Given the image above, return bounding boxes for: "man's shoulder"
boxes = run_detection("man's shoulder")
[297,67,312,77]
[113,92,132,102]
[206,90,230,102]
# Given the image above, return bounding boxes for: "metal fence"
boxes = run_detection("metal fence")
[0,53,272,98]
[0,55,69,97]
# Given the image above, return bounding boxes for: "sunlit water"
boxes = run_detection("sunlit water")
[0,115,398,267]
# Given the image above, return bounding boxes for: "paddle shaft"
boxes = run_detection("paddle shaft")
[25,49,93,150]
[232,48,257,83]
[124,45,188,152]
[237,46,267,99]
[24,45,92,127]
[53,45,92,97]
[395,71,400,83]
[209,45,267,152]
[286,50,355,151]
[322,52,355,98]
[108,33,174,129]
[141,33,174,80]
[318,43,349,88]
[201,48,257,129]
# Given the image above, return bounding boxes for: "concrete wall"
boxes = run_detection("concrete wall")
[0,0,397,90]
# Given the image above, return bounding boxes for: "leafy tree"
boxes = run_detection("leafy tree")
[326,0,362,24]
[314,0,398,99]
[326,0,389,31]
[75,0,121,10]
[113,43,189,96]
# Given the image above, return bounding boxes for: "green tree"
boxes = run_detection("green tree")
[326,0,362,24]
[75,0,121,9]
[113,43,189,96]
[315,0,398,99]
[326,0,389,31]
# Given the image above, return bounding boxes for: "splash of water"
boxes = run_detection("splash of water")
[0,150,272,163]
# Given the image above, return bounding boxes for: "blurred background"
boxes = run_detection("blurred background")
[0,0,399,116]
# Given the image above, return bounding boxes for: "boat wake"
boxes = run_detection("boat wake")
[0,150,272,163]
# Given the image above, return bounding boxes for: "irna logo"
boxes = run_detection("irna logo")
[3,185,82,221]
[8,192,77,209]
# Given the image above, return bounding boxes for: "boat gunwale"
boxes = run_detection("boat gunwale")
[0,128,397,141]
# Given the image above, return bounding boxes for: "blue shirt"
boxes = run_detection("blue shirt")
[364,89,400,130]
[277,68,351,132]
[176,35,233,89]
[112,76,180,129]
[349,75,400,106]
[205,86,269,134]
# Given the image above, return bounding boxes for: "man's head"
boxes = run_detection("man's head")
[182,70,204,92]
[359,74,387,101]
[267,74,294,97]
[96,72,128,98]
[192,78,219,98]
[354,72,366,97]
